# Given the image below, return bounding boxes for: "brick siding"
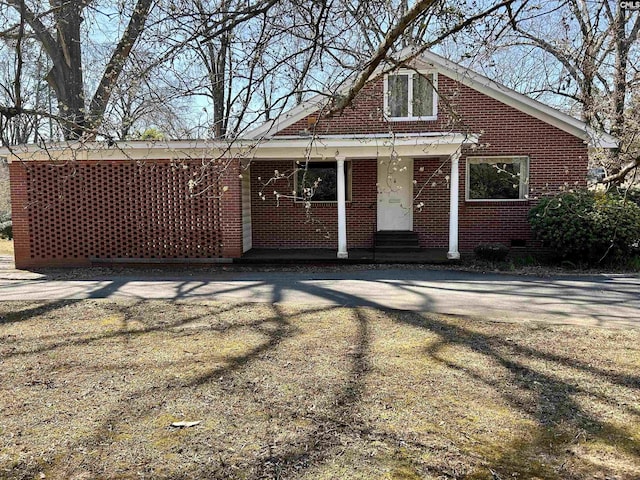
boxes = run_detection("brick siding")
[264,73,588,251]
[251,160,377,248]
[9,72,589,266]
[9,159,242,268]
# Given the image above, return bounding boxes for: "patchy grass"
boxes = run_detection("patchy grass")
[0,238,13,256]
[0,300,638,480]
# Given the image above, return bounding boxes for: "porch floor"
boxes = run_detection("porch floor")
[238,248,450,264]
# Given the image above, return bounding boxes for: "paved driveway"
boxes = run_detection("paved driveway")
[0,263,638,328]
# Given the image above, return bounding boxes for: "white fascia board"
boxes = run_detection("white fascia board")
[250,133,477,160]
[1,141,226,162]
[2,133,477,162]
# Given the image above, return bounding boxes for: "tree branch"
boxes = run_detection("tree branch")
[88,0,154,128]
[198,0,280,44]
[325,0,517,117]
[602,158,639,185]
[5,0,59,63]
[323,0,438,117]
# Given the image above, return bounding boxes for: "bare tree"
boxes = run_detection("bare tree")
[0,0,153,140]
[0,34,52,144]
[498,0,639,184]
[0,0,523,146]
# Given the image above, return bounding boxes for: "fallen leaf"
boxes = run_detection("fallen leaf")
[170,421,201,428]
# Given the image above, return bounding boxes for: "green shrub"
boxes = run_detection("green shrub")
[513,255,538,267]
[610,188,640,209]
[474,243,510,262]
[0,220,11,240]
[626,256,640,271]
[528,191,640,263]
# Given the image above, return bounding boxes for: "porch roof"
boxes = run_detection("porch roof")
[0,132,478,162]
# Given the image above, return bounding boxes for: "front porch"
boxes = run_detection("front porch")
[238,247,450,264]
[244,133,478,260]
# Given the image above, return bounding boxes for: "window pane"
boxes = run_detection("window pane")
[298,162,338,201]
[413,74,434,117]
[468,160,523,200]
[388,74,408,117]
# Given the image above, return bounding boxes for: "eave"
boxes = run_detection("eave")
[0,133,479,163]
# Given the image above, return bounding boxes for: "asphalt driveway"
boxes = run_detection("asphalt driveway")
[0,261,638,328]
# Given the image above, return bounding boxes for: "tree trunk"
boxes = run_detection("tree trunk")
[46,0,85,139]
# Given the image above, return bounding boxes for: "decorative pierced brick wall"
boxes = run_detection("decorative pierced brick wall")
[10,159,242,268]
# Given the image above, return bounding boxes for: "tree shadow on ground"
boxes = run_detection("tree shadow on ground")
[0,299,83,325]
[3,277,639,480]
[46,299,355,479]
[395,312,639,479]
[164,307,470,479]
[34,296,374,480]
[75,286,639,479]
[246,304,371,480]
[0,300,248,360]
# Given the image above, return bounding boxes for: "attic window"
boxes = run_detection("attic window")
[384,71,437,121]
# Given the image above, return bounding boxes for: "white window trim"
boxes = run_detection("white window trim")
[383,70,438,121]
[293,160,352,204]
[465,155,530,202]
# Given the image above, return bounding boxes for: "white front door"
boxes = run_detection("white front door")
[377,157,413,231]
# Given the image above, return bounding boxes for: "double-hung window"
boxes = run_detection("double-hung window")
[295,161,352,202]
[466,156,529,201]
[384,70,437,120]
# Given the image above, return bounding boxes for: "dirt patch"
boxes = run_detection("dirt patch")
[0,300,638,479]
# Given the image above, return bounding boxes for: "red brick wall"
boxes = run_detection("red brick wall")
[251,160,377,248]
[273,73,588,251]
[9,159,243,268]
[413,157,449,248]
[220,159,243,257]
[9,72,589,264]
[8,163,32,266]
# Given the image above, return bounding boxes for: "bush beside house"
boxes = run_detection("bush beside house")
[0,220,12,240]
[528,190,640,264]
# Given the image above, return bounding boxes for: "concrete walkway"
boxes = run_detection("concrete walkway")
[0,259,638,328]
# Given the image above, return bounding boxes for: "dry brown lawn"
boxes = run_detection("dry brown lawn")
[0,238,13,256]
[0,300,638,480]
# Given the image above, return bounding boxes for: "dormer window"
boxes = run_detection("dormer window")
[384,70,437,121]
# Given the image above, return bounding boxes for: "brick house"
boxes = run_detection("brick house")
[3,50,616,268]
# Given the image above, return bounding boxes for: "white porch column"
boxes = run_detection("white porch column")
[336,155,348,259]
[447,150,461,260]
